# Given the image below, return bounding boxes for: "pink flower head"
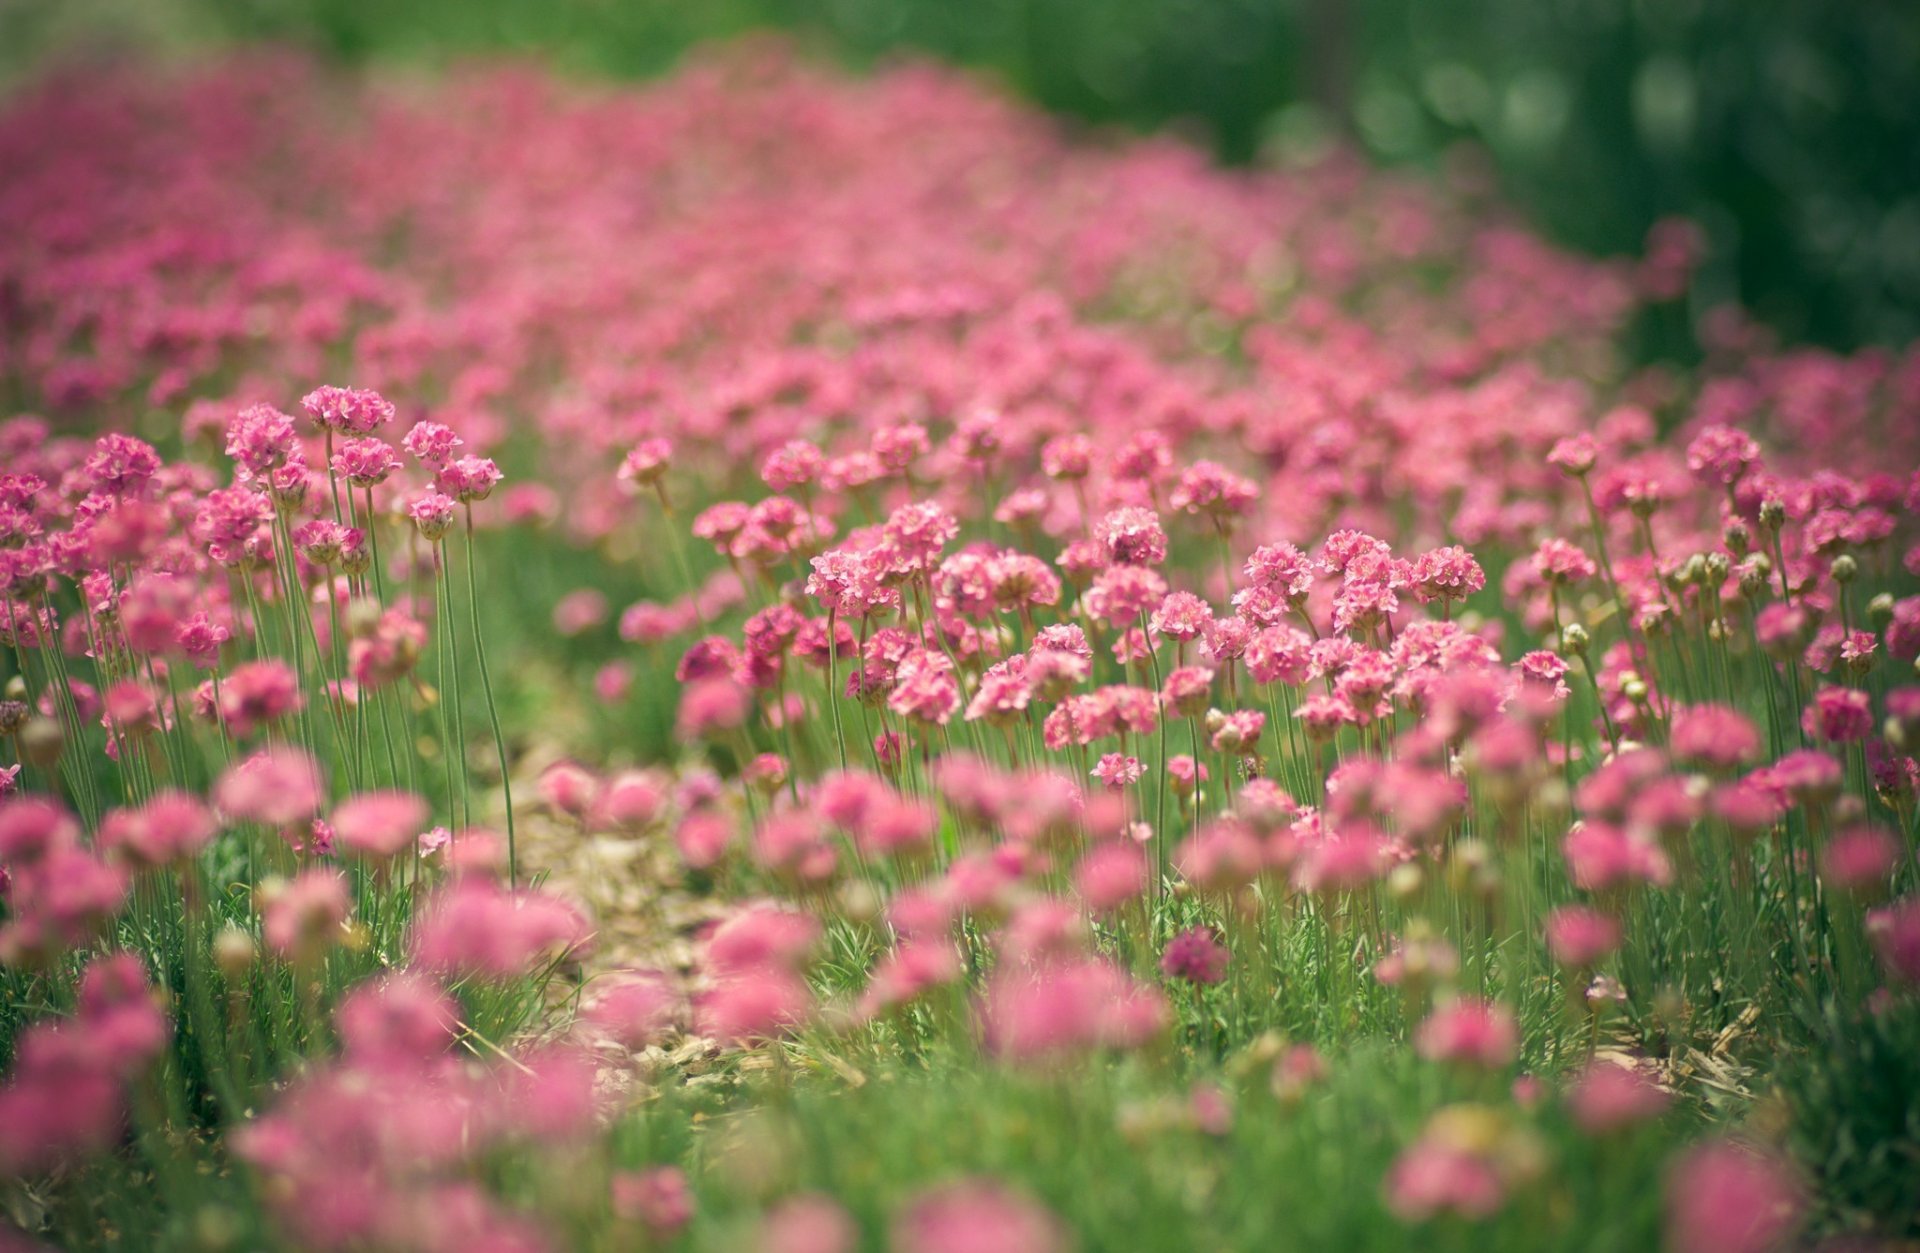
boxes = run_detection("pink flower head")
[330,790,430,861]
[1685,424,1761,487]
[1802,685,1872,743]
[1169,460,1258,521]
[406,489,457,541]
[334,972,459,1066]
[1410,545,1486,606]
[1665,1143,1804,1253]
[1384,1137,1507,1222]
[411,878,590,979]
[301,385,394,434]
[893,1181,1067,1253]
[1820,825,1899,896]
[706,906,821,976]
[330,436,402,487]
[1547,433,1599,477]
[612,1166,694,1237]
[758,1194,857,1253]
[1159,927,1230,985]
[436,455,502,503]
[1670,703,1762,768]
[1074,841,1148,913]
[216,659,303,738]
[215,747,324,827]
[1544,906,1622,967]
[1568,1061,1670,1133]
[1866,896,1920,983]
[618,438,673,489]
[259,868,351,964]
[1095,506,1168,567]
[1092,753,1143,790]
[1415,999,1519,1068]
[1532,537,1598,585]
[980,956,1168,1063]
[401,421,464,469]
[225,404,298,476]
[97,790,215,867]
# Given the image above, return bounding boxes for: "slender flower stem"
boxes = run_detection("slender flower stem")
[462,508,517,883]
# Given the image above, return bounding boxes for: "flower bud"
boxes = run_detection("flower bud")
[1868,593,1895,629]
[1831,554,1857,585]
[1758,498,1785,530]
[1560,623,1590,657]
[19,715,62,767]
[213,925,256,980]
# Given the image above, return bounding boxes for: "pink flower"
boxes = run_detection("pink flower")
[1170,460,1258,520]
[1820,825,1899,895]
[259,869,350,965]
[1670,704,1762,767]
[1532,537,1598,585]
[1160,927,1230,985]
[612,1166,694,1237]
[215,660,303,738]
[1562,821,1672,891]
[858,940,962,1019]
[1384,1140,1507,1221]
[695,969,811,1044]
[1568,1061,1670,1133]
[1866,896,1920,983]
[893,1181,1067,1253]
[1415,998,1519,1068]
[618,438,673,488]
[1665,1143,1804,1253]
[979,957,1168,1063]
[401,421,464,469]
[215,747,324,827]
[1074,842,1148,913]
[406,489,457,541]
[1095,506,1168,566]
[1544,905,1622,967]
[1092,753,1143,790]
[411,879,590,979]
[330,790,430,860]
[1802,685,1872,743]
[334,973,459,1065]
[96,791,215,867]
[758,1194,857,1253]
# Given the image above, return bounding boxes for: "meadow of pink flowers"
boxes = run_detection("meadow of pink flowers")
[1,38,1918,1253]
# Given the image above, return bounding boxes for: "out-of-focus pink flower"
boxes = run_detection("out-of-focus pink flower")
[1665,1142,1804,1253]
[329,791,429,861]
[1415,998,1519,1068]
[893,1180,1067,1253]
[1568,1061,1670,1133]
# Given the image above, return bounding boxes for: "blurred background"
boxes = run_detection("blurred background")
[6,0,1918,351]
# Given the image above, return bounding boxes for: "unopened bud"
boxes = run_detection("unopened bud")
[1560,623,1590,657]
[213,926,256,980]
[1830,554,1857,585]
[19,715,62,767]
[1868,593,1895,629]
[1722,518,1751,555]
[1758,498,1785,530]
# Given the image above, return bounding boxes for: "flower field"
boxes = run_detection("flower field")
[2,40,1919,1252]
